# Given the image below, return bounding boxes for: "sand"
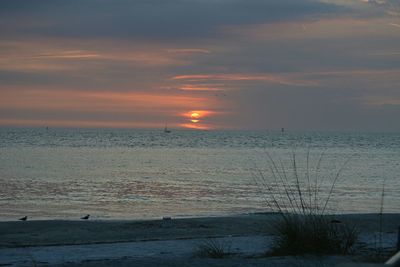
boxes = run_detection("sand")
[0,213,399,267]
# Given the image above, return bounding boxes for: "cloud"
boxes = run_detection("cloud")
[166,49,211,54]
[0,40,203,75]
[171,73,317,87]
[0,88,213,112]
[368,51,400,56]
[177,84,226,92]
[363,96,400,106]
[362,0,387,5]
[30,50,101,59]
[223,16,398,41]
[0,0,345,40]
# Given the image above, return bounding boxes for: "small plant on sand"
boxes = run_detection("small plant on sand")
[369,179,387,261]
[195,238,232,258]
[254,150,358,255]
[363,179,397,263]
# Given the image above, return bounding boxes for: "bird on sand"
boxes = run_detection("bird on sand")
[81,214,90,220]
[19,216,27,221]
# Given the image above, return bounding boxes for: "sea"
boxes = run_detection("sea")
[0,128,399,221]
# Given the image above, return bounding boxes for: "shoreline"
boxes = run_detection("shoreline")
[1,213,399,267]
[1,213,399,248]
[0,213,277,249]
[2,210,399,222]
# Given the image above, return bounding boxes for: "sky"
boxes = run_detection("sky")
[0,0,399,131]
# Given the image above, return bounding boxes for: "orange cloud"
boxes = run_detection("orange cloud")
[0,87,225,129]
[0,88,211,111]
[0,39,214,74]
[173,74,270,81]
[30,50,101,59]
[178,84,225,91]
[172,73,317,86]
[166,48,211,54]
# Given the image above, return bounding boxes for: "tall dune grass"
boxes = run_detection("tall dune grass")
[253,150,358,255]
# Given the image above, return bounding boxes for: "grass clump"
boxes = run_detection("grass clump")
[254,150,358,255]
[271,213,358,255]
[196,238,231,258]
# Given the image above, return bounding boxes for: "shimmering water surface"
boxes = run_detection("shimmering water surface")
[0,128,399,220]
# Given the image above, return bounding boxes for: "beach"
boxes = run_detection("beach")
[1,213,399,266]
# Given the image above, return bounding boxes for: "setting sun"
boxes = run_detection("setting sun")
[180,110,215,130]
[190,112,200,123]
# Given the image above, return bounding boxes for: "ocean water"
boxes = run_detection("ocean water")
[0,128,399,220]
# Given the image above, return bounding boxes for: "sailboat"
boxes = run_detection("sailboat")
[164,123,171,133]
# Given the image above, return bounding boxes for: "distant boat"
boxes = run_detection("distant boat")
[81,214,90,220]
[164,123,171,133]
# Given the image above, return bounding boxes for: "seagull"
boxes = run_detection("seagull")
[19,216,27,221]
[81,214,90,220]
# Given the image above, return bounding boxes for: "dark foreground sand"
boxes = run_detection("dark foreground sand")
[0,213,399,267]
